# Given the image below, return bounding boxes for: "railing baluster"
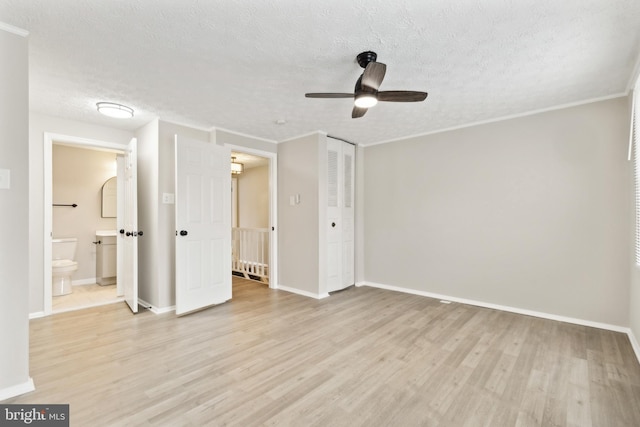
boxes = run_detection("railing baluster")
[232,227,269,283]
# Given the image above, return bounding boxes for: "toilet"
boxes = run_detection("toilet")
[52,237,78,296]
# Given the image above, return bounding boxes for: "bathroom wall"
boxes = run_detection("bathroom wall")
[52,144,118,283]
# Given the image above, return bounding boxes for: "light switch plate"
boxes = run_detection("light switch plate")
[0,169,10,189]
[162,193,175,204]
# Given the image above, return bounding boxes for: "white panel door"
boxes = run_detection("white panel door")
[327,138,342,292]
[116,154,124,297]
[175,136,231,316]
[122,138,138,313]
[341,142,355,286]
[327,138,355,293]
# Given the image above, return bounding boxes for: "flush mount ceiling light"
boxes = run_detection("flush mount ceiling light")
[96,102,134,119]
[231,157,244,175]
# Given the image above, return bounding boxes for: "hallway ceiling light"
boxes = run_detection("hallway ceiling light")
[96,102,134,119]
[231,157,244,175]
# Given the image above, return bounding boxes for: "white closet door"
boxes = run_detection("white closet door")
[327,138,355,293]
[341,142,355,287]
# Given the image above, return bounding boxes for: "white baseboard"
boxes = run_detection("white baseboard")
[275,285,329,300]
[0,378,34,401]
[362,281,629,333]
[627,329,640,365]
[72,278,96,286]
[138,298,175,314]
[28,311,45,320]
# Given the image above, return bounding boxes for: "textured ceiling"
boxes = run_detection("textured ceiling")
[1,0,639,145]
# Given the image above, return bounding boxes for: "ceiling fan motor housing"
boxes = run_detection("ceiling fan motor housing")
[357,51,377,68]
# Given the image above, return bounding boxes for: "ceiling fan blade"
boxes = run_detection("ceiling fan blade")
[361,62,386,90]
[377,91,428,102]
[305,93,353,98]
[352,106,368,119]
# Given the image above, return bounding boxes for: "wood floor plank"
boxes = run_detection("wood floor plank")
[4,277,640,426]
[515,389,547,426]
[566,382,592,427]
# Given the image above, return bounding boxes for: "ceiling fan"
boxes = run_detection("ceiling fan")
[305,51,428,118]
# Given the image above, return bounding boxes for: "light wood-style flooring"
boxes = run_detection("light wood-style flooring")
[53,283,123,313]
[7,277,640,426]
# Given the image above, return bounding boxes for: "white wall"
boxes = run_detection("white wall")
[215,129,277,153]
[364,97,631,327]
[277,133,323,295]
[28,113,133,314]
[0,25,31,399]
[52,145,118,281]
[237,165,269,228]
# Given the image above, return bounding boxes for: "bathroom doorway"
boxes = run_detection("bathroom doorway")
[43,133,127,315]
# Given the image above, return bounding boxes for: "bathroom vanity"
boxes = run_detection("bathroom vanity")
[96,230,117,285]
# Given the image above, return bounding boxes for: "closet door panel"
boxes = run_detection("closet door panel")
[326,139,354,293]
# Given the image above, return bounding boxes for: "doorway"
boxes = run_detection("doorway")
[226,145,278,288]
[43,132,127,315]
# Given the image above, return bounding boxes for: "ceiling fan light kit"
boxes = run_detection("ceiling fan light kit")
[354,93,378,108]
[305,51,428,118]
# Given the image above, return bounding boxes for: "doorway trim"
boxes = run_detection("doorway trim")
[224,144,278,289]
[43,132,126,315]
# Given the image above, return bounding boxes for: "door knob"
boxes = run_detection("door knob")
[119,229,125,234]
[331,222,336,228]
[180,230,188,236]
[138,231,144,237]
[126,231,132,236]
